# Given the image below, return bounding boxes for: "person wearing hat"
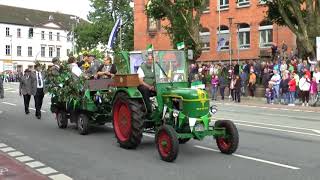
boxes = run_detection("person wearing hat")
[85,54,101,79]
[49,57,61,76]
[19,69,34,114]
[31,63,45,119]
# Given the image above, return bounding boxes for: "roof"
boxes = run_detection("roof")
[0,4,87,30]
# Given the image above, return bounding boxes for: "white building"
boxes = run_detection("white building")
[0,5,83,72]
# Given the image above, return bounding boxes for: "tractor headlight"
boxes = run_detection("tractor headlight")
[210,105,217,115]
[194,122,205,132]
[173,110,179,118]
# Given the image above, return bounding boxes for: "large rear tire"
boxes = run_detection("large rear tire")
[156,125,179,162]
[215,120,239,154]
[112,93,143,149]
[56,111,68,129]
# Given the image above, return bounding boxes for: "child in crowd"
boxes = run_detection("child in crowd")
[265,84,273,104]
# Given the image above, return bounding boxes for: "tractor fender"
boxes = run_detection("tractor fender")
[112,87,146,112]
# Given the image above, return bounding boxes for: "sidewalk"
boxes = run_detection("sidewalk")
[0,152,47,180]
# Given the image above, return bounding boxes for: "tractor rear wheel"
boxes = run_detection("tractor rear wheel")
[112,93,143,149]
[156,125,179,162]
[56,111,68,129]
[77,114,90,135]
[215,120,239,154]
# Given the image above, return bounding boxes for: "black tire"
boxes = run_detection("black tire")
[112,92,144,149]
[56,111,68,129]
[215,120,239,154]
[178,138,191,144]
[155,125,179,162]
[77,114,90,135]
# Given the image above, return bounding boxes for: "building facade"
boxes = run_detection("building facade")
[134,0,296,62]
[0,5,81,72]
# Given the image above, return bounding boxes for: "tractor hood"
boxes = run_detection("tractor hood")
[162,88,208,100]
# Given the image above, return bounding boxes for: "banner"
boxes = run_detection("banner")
[106,18,122,50]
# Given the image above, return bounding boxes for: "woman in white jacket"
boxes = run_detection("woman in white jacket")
[299,73,311,106]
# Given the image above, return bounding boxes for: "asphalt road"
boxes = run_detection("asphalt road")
[1,83,320,180]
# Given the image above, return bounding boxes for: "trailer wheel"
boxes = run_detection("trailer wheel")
[215,120,239,154]
[156,125,179,162]
[77,114,89,135]
[56,111,68,129]
[112,93,143,149]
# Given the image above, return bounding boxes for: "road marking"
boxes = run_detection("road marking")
[1,102,17,106]
[49,174,73,180]
[0,147,16,152]
[26,161,45,168]
[8,91,17,93]
[236,123,320,137]
[0,143,7,148]
[16,156,34,162]
[0,111,3,114]
[194,145,300,170]
[8,151,24,157]
[36,167,58,175]
[29,108,46,113]
[313,130,320,134]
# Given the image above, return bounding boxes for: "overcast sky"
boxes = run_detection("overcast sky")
[0,0,92,20]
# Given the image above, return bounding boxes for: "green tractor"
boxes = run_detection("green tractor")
[112,50,239,162]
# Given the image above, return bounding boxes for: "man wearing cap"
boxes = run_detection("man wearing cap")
[19,69,34,114]
[85,54,101,79]
[32,64,45,119]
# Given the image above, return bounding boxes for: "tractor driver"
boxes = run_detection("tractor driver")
[137,54,156,119]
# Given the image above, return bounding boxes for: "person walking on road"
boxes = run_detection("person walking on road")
[19,69,34,114]
[32,64,45,119]
[0,72,4,99]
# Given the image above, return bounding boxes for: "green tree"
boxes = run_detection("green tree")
[263,0,320,58]
[75,0,134,52]
[146,0,209,60]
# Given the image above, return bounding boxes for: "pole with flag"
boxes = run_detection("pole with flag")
[147,44,154,52]
[106,17,122,51]
[176,41,185,50]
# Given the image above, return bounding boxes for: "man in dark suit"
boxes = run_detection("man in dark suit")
[19,69,34,114]
[32,64,45,119]
[95,56,117,79]
[85,54,101,79]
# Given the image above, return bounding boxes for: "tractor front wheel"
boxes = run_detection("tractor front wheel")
[156,125,179,162]
[56,111,68,129]
[215,120,239,154]
[77,114,90,135]
[112,93,143,149]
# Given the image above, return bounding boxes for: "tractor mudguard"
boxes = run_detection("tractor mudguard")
[113,87,143,102]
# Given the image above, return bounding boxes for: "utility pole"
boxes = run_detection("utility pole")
[228,17,234,68]
[236,23,240,64]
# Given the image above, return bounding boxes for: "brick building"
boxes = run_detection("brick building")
[134,0,296,62]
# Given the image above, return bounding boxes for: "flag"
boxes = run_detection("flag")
[176,42,185,50]
[217,37,226,51]
[147,44,153,52]
[106,18,122,50]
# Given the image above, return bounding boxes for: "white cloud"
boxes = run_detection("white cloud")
[0,0,92,20]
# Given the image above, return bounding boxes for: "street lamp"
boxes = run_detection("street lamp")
[228,17,234,68]
[235,23,241,64]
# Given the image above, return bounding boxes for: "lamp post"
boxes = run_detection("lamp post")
[235,23,240,64]
[228,17,234,68]
[70,16,80,55]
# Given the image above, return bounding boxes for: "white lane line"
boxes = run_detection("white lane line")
[8,151,24,157]
[1,102,17,106]
[0,147,16,152]
[49,174,73,180]
[236,123,320,137]
[29,108,46,113]
[216,119,320,133]
[194,145,300,170]
[0,110,3,114]
[8,91,17,93]
[36,167,58,175]
[16,156,34,162]
[26,161,45,168]
[0,143,7,148]
[313,130,320,134]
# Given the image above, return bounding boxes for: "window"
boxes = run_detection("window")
[41,31,45,40]
[259,21,273,48]
[57,33,60,41]
[200,27,210,51]
[203,0,210,12]
[6,27,10,36]
[28,28,33,38]
[17,28,21,38]
[49,47,53,57]
[147,17,160,32]
[219,0,229,10]
[237,23,250,49]
[217,25,230,51]
[56,47,60,57]
[67,49,70,56]
[17,46,21,56]
[5,45,11,55]
[28,47,32,56]
[41,46,45,57]
[237,0,250,7]
[49,32,53,40]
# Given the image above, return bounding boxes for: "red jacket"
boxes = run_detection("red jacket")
[288,78,296,92]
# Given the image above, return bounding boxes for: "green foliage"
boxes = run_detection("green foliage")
[146,0,208,60]
[46,62,86,105]
[75,0,134,52]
